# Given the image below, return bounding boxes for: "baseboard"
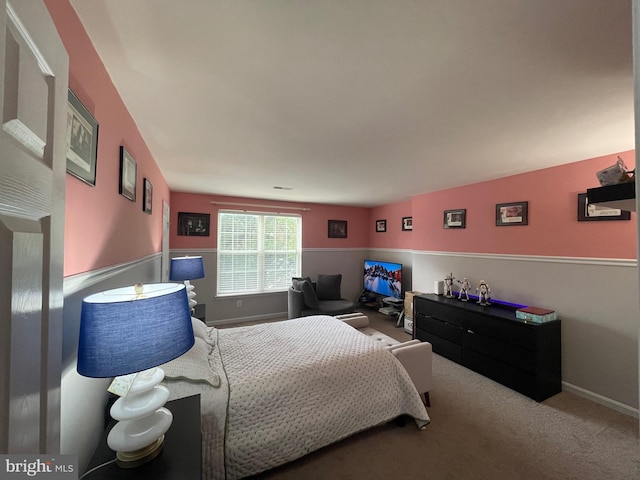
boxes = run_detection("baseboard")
[562,381,639,418]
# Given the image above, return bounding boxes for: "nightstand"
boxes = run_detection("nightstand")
[193,303,206,322]
[83,394,201,479]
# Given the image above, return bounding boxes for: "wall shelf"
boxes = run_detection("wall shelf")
[586,182,636,212]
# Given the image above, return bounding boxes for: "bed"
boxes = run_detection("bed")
[161,315,430,480]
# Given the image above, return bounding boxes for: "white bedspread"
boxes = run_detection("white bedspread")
[165,315,430,479]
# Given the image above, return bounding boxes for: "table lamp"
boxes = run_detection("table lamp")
[77,282,194,468]
[169,256,205,310]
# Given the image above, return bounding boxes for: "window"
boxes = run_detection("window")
[217,211,302,295]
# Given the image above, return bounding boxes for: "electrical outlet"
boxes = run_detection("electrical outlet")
[236,300,242,308]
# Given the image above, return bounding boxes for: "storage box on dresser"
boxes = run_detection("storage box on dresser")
[403,291,421,335]
[413,294,561,402]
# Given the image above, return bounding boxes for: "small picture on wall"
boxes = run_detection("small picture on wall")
[402,217,413,231]
[178,212,210,236]
[143,178,153,214]
[444,209,466,229]
[577,193,630,221]
[328,220,347,238]
[119,146,137,201]
[496,201,528,226]
[66,89,99,186]
[376,219,387,232]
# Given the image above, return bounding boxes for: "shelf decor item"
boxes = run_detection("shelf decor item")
[443,272,455,298]
[444,209,466,229]
[66,89,99,186]
[577,193,630,221]
[328,219,347,238]
[77,283,194,468]
[496,201,528,226]
[119,147,137,201]
[595,156,634,186]
[516,306,557,323]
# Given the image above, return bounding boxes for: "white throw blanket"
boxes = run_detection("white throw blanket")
[165,315,430,479]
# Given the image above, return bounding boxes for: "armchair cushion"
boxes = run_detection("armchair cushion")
[293,278,318,308]
[316,274,342,300]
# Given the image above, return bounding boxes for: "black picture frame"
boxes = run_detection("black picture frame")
[328,219,347,238]
[375,219,387,232]
[66,89,99,186]
[143,178,153,214]
[496,201,528,226]
[119,146,137,201]
[402,216,413,231]
[577,193,630,222]
[178,212,211,236]
[444,209,466,229]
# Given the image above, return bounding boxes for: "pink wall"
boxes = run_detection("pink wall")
[170,193,370,249]
[47,1,171,276]
[369,199,413,249]
[411,151,637,258]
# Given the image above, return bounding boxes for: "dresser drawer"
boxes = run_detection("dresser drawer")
[462,329,536,373]
[415,297,463,326]
[463,348,538,399]
[415,313,463,343]
[465,313,537,349]
[415,328,462,363]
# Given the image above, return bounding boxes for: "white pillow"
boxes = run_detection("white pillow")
[191,317,216,346]
[160,337,220,387]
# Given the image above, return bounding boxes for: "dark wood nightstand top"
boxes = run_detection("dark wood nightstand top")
[193,303,206,322]
[83,394,201,479]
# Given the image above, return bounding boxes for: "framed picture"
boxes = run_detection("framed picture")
[496,201,528,226]
[66,89,99,186]
[178,212,210,236]
[119,146,137,201]
[328,219,347,238]
[375,219,387,232]
[444,209,466,229]
[143,178,153,214]
[402,217,413,231]
[577,193,630,221]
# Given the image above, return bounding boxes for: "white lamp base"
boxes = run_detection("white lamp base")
[116,434,166,468]
[107,368,173,468]
[184,280,198,311]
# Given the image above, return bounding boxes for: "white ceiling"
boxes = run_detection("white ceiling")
[70,0,634,207]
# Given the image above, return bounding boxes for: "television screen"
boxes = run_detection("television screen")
[363,260,402,299]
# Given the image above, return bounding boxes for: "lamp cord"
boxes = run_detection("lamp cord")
[78,458,117,479]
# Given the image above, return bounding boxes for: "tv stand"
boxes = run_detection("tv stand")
[358,291,405,327]
[380,297,404,327]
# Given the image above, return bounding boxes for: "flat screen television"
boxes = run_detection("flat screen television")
[363,259,403,299]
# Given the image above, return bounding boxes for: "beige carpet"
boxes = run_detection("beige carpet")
[242,310,640,480]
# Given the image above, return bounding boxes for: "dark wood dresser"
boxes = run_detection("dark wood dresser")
[414,293,561,402]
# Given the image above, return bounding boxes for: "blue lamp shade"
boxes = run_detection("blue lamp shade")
[169,256,205,281]
[77,283,194,378]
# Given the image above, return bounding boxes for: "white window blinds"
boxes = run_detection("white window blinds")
[217,211,302,295]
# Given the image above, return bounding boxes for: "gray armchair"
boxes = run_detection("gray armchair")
[288,274,354,319]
